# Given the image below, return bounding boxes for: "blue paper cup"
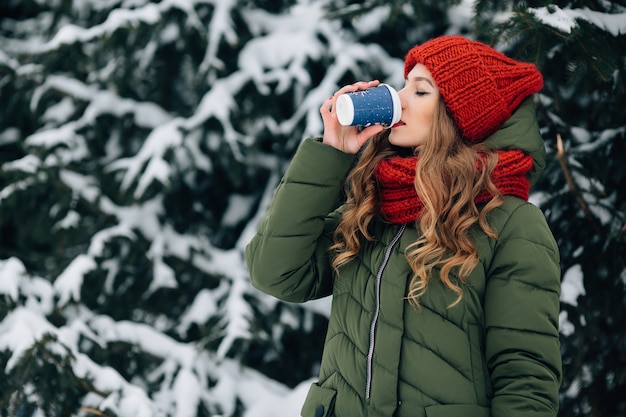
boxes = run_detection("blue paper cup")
[336,84,401,128]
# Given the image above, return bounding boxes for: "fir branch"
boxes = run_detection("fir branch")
[556,133,602,234]
[79,407,109,416]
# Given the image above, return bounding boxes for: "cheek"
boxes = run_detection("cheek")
[423,104,437,128]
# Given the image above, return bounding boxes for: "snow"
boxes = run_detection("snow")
[58,170,98,202]
[177,288,221,333]
[184,72,249,153]
[148,234,182,293]
[1,154,40,174]
[42,4,161,52]
[26,123,80,150]
[216,279,253,360]
[172,368,202,417]
[222,194,255,226]
[559,310,575,337]
[561,264,586,306]
[529,5,626,36]
[0,308,57,371]
[351,6,392,37]
[54,254,98,306]
[31,75,173,129]
[239,30,322,94]
[53,209,81,230]
[573,126,626,153]
[199,0,238,74]
[447,0,480,32]
[0,257,26,302]
[109,119,183,196]
[87,224,137,258]
[0,127,21,146]
[242,378,312,417]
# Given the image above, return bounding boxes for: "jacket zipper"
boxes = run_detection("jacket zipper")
[365,223,406,399]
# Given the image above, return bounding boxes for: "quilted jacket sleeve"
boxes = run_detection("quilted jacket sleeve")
[245,138,356,303]
[485,200,562,417]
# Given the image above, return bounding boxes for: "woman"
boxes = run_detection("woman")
[246,35,561,417]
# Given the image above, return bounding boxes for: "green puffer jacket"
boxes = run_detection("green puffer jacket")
[246,99,562,417]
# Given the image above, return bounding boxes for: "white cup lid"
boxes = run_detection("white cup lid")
[336,94,355,126]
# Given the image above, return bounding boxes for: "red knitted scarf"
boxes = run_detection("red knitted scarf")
[374,150,534,224]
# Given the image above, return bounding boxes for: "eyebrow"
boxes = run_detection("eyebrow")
[411,76,434,87]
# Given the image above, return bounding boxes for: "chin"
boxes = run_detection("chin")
[388,132,402,145]
[388,134,415,149]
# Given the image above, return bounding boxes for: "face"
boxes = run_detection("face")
[388,63,440,149]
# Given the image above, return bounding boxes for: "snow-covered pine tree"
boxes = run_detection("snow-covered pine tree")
[0,0,464,415]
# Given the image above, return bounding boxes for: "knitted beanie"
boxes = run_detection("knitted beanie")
[404,35,543,143]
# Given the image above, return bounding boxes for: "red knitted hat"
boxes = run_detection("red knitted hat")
[404,35,543,143]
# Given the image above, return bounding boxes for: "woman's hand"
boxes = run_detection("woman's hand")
[320,80,385,154]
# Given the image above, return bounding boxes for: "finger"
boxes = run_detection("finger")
[350,80,379,90]
[320,96,333,114]
[335,80,380,96]
[356,125,384,146]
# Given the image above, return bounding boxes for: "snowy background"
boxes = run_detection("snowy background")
[1,0,625,416]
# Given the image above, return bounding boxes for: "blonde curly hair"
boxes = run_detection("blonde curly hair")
[330,98,503,307]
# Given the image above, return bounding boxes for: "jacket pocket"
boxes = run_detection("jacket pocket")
[301,382,337,417]
[425,404,490,417]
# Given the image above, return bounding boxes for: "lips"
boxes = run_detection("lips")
[391,121,406,128]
